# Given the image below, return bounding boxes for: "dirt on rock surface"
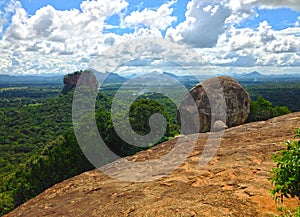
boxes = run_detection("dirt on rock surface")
[6,112,300,217]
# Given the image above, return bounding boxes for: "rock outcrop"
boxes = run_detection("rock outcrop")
[61,71,98,94]
[178,76,250,134]
[5,112,300,217]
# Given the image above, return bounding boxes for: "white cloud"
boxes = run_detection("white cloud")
[1,0,300,75]
[266,35,299,53]
[3,0,128,42]
[0,0,21,33]
[213,20,300,68]
[253,0,300,10]
[296,17,300,27]
[0,0,130,74]
[257,20,275,43]
[166,0,232,48]
[228,0,300,10]
[166,0,300,49]
[90,37,206,74]
[0,17,5,33]
[104,36,115,46]
[0,0,175,74]
[164,0,300,71]
[80,0,128,18]
[4,7,28,40]
[123,1,177,31]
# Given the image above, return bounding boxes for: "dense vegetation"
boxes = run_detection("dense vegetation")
[247,96,291,122]
[244,82,300,112]
[0,85,179,215]
[0,92,73,177]
[0,131,94,214]
[96,94,179,157]
[0,85,61,107]
[270,129,300,216]
[0,90,75,215]
[0,76,299,216]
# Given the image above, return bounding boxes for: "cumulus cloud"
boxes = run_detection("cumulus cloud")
[258,21,275,43]
[0,0,176,74]
[251,0,300,10]
[104,36,115,46]
[80,0,128,17]
[0,0,21,33]
[166,0,300,49]
[214,20,300,68]
[123,1,177,30]
[164,0,300,70]
[296,17,300,27]
[1,0,300,75]
[266,35,299,53]
[227,0,300,11]
[166,0,233,48]
[4,0,128,42]
[0,0,131,74]
[90,37,206,74]
[165,0,257,48]
[0,6,5,33]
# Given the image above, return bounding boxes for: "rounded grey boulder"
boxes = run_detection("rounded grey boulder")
[177,76,250,134]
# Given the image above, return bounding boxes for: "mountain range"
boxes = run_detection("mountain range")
[1,71,300,86]
[231,71,300,82]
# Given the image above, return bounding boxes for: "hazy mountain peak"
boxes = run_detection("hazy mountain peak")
[245,71,263,77]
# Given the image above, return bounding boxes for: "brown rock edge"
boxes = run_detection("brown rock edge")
[6,112,300,217]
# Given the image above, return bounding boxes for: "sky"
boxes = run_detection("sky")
[0,0,300,75]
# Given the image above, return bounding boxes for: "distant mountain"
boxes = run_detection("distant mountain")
[120,71,186,86]
[114,71,211,88]
[162,71,178,78]
[231,71,300,83]
[86,69,128,84]
[2,70,298,87]
[0,74,64,85]
[243,71,264,78]
[104,72,128,83]
[123,73,137,79]
[232,71,264,78]
[270,73,300,78]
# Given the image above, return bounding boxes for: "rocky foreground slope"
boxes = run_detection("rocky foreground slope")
[6,112,300,217]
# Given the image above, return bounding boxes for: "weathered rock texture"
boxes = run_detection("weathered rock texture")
[178,76,250,134]
[5,112,300,217]
[62,71,98,94]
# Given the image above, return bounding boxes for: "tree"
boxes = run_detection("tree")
[95,96,179,157]
[270,128,300,201]
[247,96,291,122]
[0,130,94,215]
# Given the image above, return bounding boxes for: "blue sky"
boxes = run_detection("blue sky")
[237,7,300,30]
[0,0,300,75]
[19,0,83,13]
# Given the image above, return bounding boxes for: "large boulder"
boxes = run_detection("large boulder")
[177,76,250,134]
[62,71,98,94]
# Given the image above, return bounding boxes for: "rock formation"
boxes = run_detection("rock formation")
[61,71,98,94]
[213,120,228,132]
[5,112,300,217]
[177,76,250,134]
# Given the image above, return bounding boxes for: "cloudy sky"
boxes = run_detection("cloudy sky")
[0,0,300,75]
